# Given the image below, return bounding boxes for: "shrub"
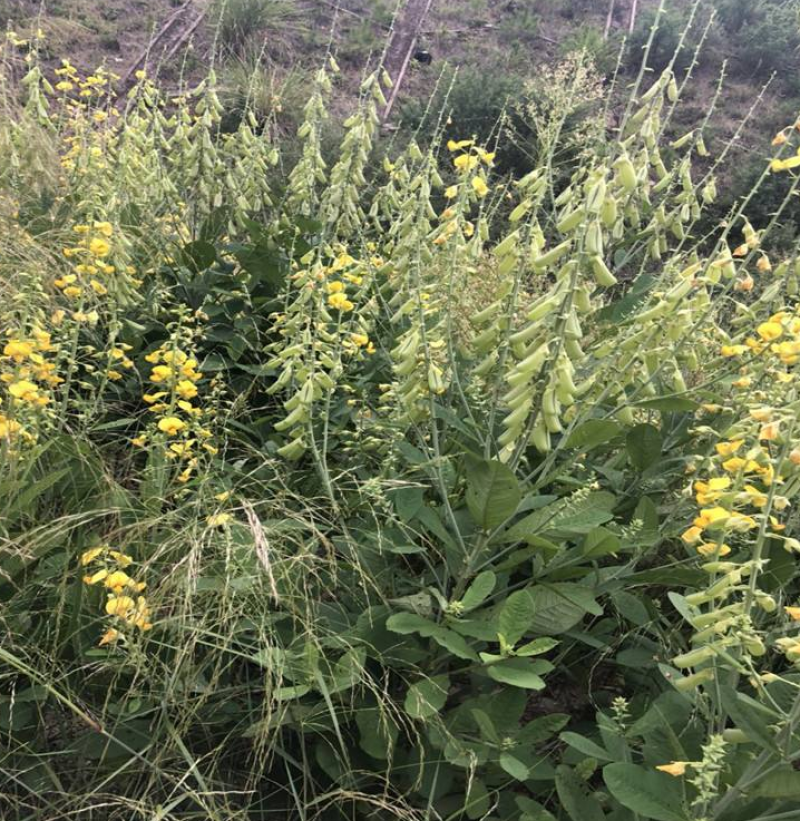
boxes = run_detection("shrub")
[3,24,800,821]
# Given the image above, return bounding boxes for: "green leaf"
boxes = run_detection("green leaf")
[583,526,621,557]
[499,590,535,644]
[634,396,698,412]
[486,658,548,689]
[529,584,601,634]
[626,424,662,470]
[560,732,614,761]
[499,752,529,781]
[718,685,778,751]
[181,240,217,272]
[466,458,521,530]
[565,419,623,450]
[517,713,570,744]
[461,571,496,612]
[515,637,558,656]
[386,613,477,659]
[749,767,800,798]
[556,765,606,821]
[404,676,449,719]
[603,763,688,821]
[386,613,437,636]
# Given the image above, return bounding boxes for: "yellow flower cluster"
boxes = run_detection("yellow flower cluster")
[135,339,217,483]
[81,545,152,644]
[1,328,61,444]
[55,221,116,304]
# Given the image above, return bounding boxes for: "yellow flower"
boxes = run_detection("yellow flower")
[9,380,43,403]
[99,628,120,646]
[351,333,369,347]
[144,350,161,364]
[106,595,135,617]
[785,606,800,621]
[93,221,113,237]
[693,507,730,530]
[328,292,354,312]
[447,139,474,151]
[215,490,232,501]
[104,570,134,593]
[732,376,751,389]
[477,148,495,164]
[697,542,731,557]
[454,154,478,172]
[150,365,173,383]
[444,185,458,199]
[772,131,789,146]
[681,526,703,546]
[55,81,74,92]
[89,237,111,258]
[158,417,186,436]
[327,280,345,294]
[84,568,109,586]
[3,339,34,362]
[472,176,489,198]
[143,392,167,404]
[81,547,106,565]
[176,379,198,399]
[720,344,747,357]
[759,421,780,441]
[207,512,232,528]
[757,321,783,342]
[757,255,772,273]
[716,440,744,457]
[656,762,688,777]
[108,550,133,567]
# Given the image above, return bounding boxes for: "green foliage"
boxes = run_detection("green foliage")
[4,11,800,821]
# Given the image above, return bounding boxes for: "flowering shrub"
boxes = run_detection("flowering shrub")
[3,18,800,821]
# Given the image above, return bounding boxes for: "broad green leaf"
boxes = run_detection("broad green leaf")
[749,767,800,798]
[634,396,698,412]
[486,658,548,689]
[603,763,688,821]
[356,707,398,759]
[499,590,535,644]
[465,778,491,819]
[386,613,437,636]
[499,752,529,781]
[718,685,778,751]
[560,732,614,761]
[461,571,496,612]
[404,676,449,719]
[466,458,521,530]
[556,765,606,821]
[529,584,601,634]
[612,591,649,626]
[626,424,662,470]
[583,526,621,557]
[516,637,558,656]
[565,419,623,450]
[517,713,570,744]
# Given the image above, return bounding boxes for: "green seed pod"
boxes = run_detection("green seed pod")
[504,398,533,428]
[494,230,520,258]
[514,341,550,376]
[673,668,715,692]
[586,221,604,256]
[671,131,694,150]
[672,644,718,668]
[586,177,607,215]
[509,199,532,223]
[601,196,618,228]
[526,294,561,323]
[667,76,679,103]
[533,240,572,272]
[531,417,551,453]
[591,256,617,287]
[277,436,307,460]
[557,208,585,234]
[696,136,709,157]
[722,729,750,745]
[614,155,637,193]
